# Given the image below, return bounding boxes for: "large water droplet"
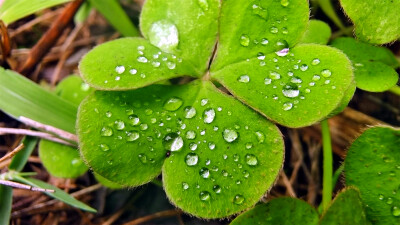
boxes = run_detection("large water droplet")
[282,84,299,98]
[199,168,210,178]
[321,69,332,77]
[137,56,148,63]
[276,48,289,57]
[114,120,125,130]
[223,128,239,143]
[291,76,302,84]
[126,131,140,142]
[129,115,140,126]
[234,195,245,205]
[240,35,250,47]
[208,142,216,150]
[184,106,197,119]
[101,126,113,136]
[255,131,265,143]
[270,26,278,34]
[163,97,183,111]
[281,0,289,7]
[269,71,281,80]
[186,153,199,166]
[276,40,289,50]
[182,182,189,190]
[199,191,211,201]
[197,0,209,11]
[167,62,176,70]
[237,75,250,83]
[392,206,400,217]
[311,58,320,65]
[186,130,196,140]
[115,66,125,74]
[105,111,112,118]
[252,4,268,20]
[213,185,221,194]
[148,20,179,53]
[245,154,258,166]
[163,133,183,151]
[300,64,308,71]
[203,108,216,124]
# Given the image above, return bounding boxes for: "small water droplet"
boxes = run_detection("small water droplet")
[100,144,110,151]
[300,64,308,71]
[137,56,148,63]
[182,182,189,190]
[199,191,211,201]
[233,154,240,162]
[213,185,221,194]
[222,170,228,176]
[128,115,140,126]
[246,142,253,149]
[101,126,113,136]
[281,0,289,6]
[291,76,302,84]
[186,153,199,166]
[237,74,250,84]
[233,195,245,205]
[392,206,400,217]
[311,58,320,65]
[145,109,153,115]
[148,20,179,53]
[140,124,148,130]
[223,128,239,143]
[245,154,258,166]
[264,78,272,85]
[152,61,161,67]
[255,131,265,143]
[163,97,183,111]
[282,84,299,98]
[201,99,208,106]
[252,4,269,20]
[240,35,250,47]
[243,170,250,178]
[283,102,293,111]
[126,131,140,142]
[138,154,147,164]
[321,69,332,77]
[387,197,393,204]
[115,66,125,74]
[186,130,196,140]
[183,106,196,119]
[105,111,112,118]
[163,133,183,151]
[270,26,278,34]
[312,75,321,81]
[200,168,210,178]
[269,71,281,80]
[114,120,125,130]
[261,38,269,45]
[190,143,198,151]
[379,194,384,200]
[208,142,216,150]
[167,62,176,70]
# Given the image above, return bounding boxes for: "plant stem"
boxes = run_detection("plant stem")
[389,85,400,96]
[321,119,333,211]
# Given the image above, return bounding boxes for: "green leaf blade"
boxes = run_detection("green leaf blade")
[211,44,354,128]
[344,126,400,225]
[9,137,38,172]
[0,185,12,225]
[300,20,332,45]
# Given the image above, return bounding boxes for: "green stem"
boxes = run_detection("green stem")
[321,119,333,211]
[318,0,351,35]
[389,85,400,96]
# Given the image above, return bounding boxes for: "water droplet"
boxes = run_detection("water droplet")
[223,128,239,143]
[282,27,288,34]
[312,75,321,81]
[186,153,199,166]
[321,69,332,77]
[213,185,221,194]
[115,66,125,74]
[392,206,400,217]
[264,78,272,85]
[163,97,183,111]
[276,40,289,50]
[100,144,110,152]
[186,130,196,140]
[167,62,176,70]
[201,99,208,106]
[208,142,216,150]
[252,4,269,20]
[269,71,281,80]
[101,126,113,136]
[240,35,250,47]
[300,64,308,71]
[282,84,299,98]
[202,108,216,124]
[181,107,196,119]
[126,131,140,142]
[105,111,112,118]
[138,154,147,164]
[311,58,320,65]
[222,170,228,176]
[290,76,302,84]
[245,154,258,166]
[148,20,179,53]
[128,115,140,126]
[114,120,125,130]
[140,124,148,130]
[387,197,393,204]
[182,182,189,190]
[261,38,269,45]
[283,102,293,111]
[189,143,198,150]
[137,56,148,63]
[243,170,250,178]
[270,26,278,34]
[234,195,245,205]
[197,0,209,11]
[152,61,161,67]
[255,131,265,143]
[379,194,384,200]
[145,109,153,115]
[199,168,210,178]
[236,180,242,185]
[246,142,253,149]
[233,154,240,162]
[199,191,211,201]
[163,133,183,151]
[276,48,289,57]
[281,0,289,7]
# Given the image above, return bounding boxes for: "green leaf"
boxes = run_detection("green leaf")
[0,185,12,225]
[317,0,346,30]
[77,81,283,218]
[211,44,354,128]
[344,126,400,225]
[211,0,309,70]
[340,0,400,44]
[39,140,87,178]
[9,136,38,172]
[230,197,319,225]
[74,1,92,24]
[320,188,367,225]
[0,68,77,133]
[93,173,124,189]
[55,75,94,105]
[12,176,96,213]
[79,38,197,90]
[331,37,399,92]
[88,0,139,37]
[0,0,71,25]
[140,0,219,73]
[300,20,332,45]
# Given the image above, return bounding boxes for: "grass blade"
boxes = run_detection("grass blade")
[9,136,38,172]
[0,185,12,225]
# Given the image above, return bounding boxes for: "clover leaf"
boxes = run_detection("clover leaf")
[300,20,332,45]
[345,126,400,224]
[77,0,354,218]
[340,0,400,44]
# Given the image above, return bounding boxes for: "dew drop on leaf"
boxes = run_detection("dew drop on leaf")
[185,153,199,166]
[115,65,125,74]
[105,111,112,118]
[114,120,125,130]
[312,75,321,81]
[100,126,113,136]
[163,133,183,151]
[190,143,198,151]
[246,142,253,149]
[264,78,272,85]
[280,0,289,7]
[186,130,196,140]
[223,128,239,143]
[233,195,245,205]
[201,99,209,106]
[126,131,140,142]
[379,194,384,200]
[137,56,148,63]
[275,48,289,57]
[148,20,179,53]
[300,64,308,71]
[163,97,183,111]
[387,197,393,204]
[269,71,281,80]
[392,206,400,217]
[199,167,210,178]
[240,35,250,47]
[311,58,320,65]
[252,4,269,20]
[261,38,269,45]
[283,102,293,111]
[255,131,265,143]
[128,115,140,126]
[321,69,332,77]
[276,40,289,50]
[270,26,279,34]
[167,62,176,70]
[213,185,221,194]
[237,75,250,83]
[99,143,110,152]
[245,154,258,166]
[282,84,300,98]
[184,106,197,119]
[203,108,216,124]
[290,76,302,84]
[199,191,211,201]
[129,69,137,75]
[208,142,216,150]
[182,182,189,190]
[138,153,147,164]
[140,124,148,130]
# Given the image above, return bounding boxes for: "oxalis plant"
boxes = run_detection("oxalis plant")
[77,0,355,218]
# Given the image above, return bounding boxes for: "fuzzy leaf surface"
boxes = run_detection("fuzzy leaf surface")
[230,197,319,225]
[300,20,331,45]
[212,0,309,70]
[55,75,94,105]
[345,126,400,225]
[331,37,399,92]
[340,0,400,44]
[77,81,283,218]
[211,44,354,128]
